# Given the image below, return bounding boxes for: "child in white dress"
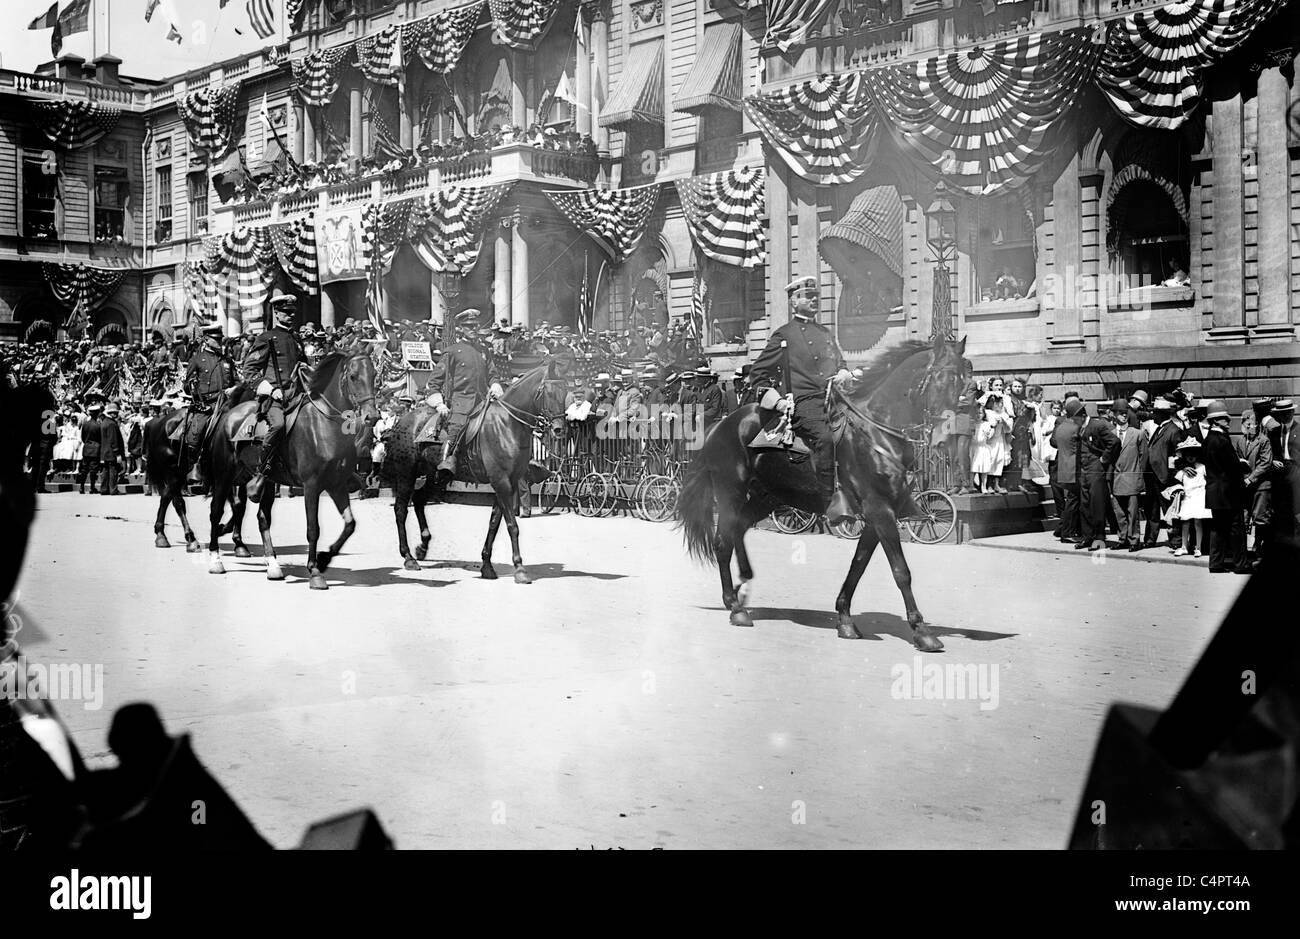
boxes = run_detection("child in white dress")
[1172,439,1211,557]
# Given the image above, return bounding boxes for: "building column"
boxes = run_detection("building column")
[575,10,592,136]
[1047,144,1083,347]
[361,87,373,157]
[767,164,790,330]
[1256,63,1291,333]
[511,51,528,129]
[303,106,317,163]
[1210,80,1245,334]
[292,103,306,164]
[511,215,530,328]
[494,226,513,323]
[429,271,446,326]
[349,85,363,159]
[320,284,336,328]
[591,8,609,157]
[399,80,413,150]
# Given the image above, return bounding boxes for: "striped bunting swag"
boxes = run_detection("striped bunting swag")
[402,3,482,74]
[675,166,767,269]
[27,100,122,150]
[203,228,279,329]
[291,43,354,107]
[182,260,219,323]
[488,0,562,50]
[268,214,320,295]
[545,184,662,262]
[865,29,1101,195]
[413,184,513,272]
[1097,0,1288,130]
[356,24,402,85]
[176,81,242,159]
[744,73,878,186]
[763,0,835,52]
[41,263,126,315]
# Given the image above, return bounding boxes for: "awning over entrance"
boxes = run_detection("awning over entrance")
[599,40,664,129]
[675,22,743,114]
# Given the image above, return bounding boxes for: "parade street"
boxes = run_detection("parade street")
[15,493,1246,849]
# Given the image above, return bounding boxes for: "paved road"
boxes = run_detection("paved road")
[14,491,1247,848]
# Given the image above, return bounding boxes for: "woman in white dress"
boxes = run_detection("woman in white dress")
[52,414,82,474]
[970,377,1013,493]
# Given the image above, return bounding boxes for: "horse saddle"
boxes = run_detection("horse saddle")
[746,410,811,456]
[233,400,303,445]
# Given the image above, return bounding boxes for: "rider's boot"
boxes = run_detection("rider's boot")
[246,450,274,504]
[821,461,859,527]
[435,438,456,483]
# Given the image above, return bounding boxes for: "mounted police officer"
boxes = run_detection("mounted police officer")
[749,275,856,524]
[182,320,236,468]
[243,292,305,502]
[145,333,177,397]
[424,308,502,481]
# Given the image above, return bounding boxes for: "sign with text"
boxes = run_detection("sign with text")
[402,341,433,367]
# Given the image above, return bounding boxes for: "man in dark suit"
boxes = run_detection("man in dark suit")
[1078,403,1121,551]
[1200,400,1248,573]
[1265,399,1299,542]
[1142,397,1185,549]
[1051,399,1085,544]
[99,403,125,496]
[1243,398,1274,563]
[78,401,104,494]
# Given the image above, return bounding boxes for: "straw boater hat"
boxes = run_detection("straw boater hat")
[1176,437,1203,452]
[1273,399,1294,417]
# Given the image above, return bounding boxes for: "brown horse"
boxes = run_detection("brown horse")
[677,336,970,650]
[206,349,379,589]
[384,358,566,583]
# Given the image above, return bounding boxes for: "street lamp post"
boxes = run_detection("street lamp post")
[926,180,957,342]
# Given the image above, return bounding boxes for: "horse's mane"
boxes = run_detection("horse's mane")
[503,359,556,403]
[845,340,931,400]
[307,350,352,396]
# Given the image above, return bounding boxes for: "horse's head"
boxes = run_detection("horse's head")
[341,350,380,425]
[918,335,970,418]
[539,356,569,441]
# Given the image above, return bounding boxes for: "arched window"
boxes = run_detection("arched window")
[1106,130,1191,290]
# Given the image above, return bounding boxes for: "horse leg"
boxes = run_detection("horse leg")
[492,478,530,584]
[172,488,202,553]
[153,481,172,548]
[731,501,769,611]
[230,486,252,558]
[304,483,327,590]
[872,510,943,652]
[712,501,746,626]
[207,478,228,574]
[412,489,432,561]
[394,485,419,571]
[834,525,881,640]
[480,500,504,580]
[260,486,284,581]
[316,487,356,575]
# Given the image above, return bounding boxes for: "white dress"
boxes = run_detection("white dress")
[970,395,1013,475]
[1175,465,1212,520]
[53,423,81,462]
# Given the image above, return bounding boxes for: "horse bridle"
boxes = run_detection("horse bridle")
[308,354,376,424]
[495,379,564,434]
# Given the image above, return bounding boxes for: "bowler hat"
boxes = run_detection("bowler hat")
[1204,399,1230,421]
[1127,390,1150,406]
[1063,399,1086,417]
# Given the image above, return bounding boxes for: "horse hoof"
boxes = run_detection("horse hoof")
[233,545,252,559]
[403,558,421,571]
[309,574,329,590]
[481,566,498,580]
[266,564,285,581]
[837,624,863,640]
[513,569,532,584]
[186,541,203,554]
[154,534,171,549]
[912,629,944,653]
[208,559,226,575]
[317,550,333,572]
[730,609,753,628]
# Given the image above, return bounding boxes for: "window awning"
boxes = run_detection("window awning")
[599,40,664,129]
[675,22,743,114]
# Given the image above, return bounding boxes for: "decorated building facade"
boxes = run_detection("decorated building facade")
[1,0,1297,414]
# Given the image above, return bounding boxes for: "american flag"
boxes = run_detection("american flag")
[268,214,319,296]
[577,253,590,340]
[488,0,562,50]
[27,100,122,151]
[247,0,276,39]
[362,205,389,340]
[177,82,242,159]
[290,44,353,106]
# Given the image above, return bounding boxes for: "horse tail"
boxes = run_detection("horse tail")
[677,458,717,564]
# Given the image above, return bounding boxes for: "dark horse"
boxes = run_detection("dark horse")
[382,357,566,582]
[206,349,379,588]
[677,336,970,650]
[2,380,56,600]
[143,389,254,555]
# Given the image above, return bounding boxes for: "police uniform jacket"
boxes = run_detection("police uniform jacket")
[425,340,489,420]
[185,345,235,407]
[749,315,846,403]
[241,326,304,393]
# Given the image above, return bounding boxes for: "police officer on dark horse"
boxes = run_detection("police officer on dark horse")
[244,293,305,504]
[424,308,503,483]
[677,279,970,650]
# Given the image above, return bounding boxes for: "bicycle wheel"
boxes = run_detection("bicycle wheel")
[597,472,621,518]
[630,476,650,520]
[829,517,866,540]
[574,472,609,517]
[538,474,563,514]
[640,475,678,523]
[904,489,957,545]
[771,506,817,534]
